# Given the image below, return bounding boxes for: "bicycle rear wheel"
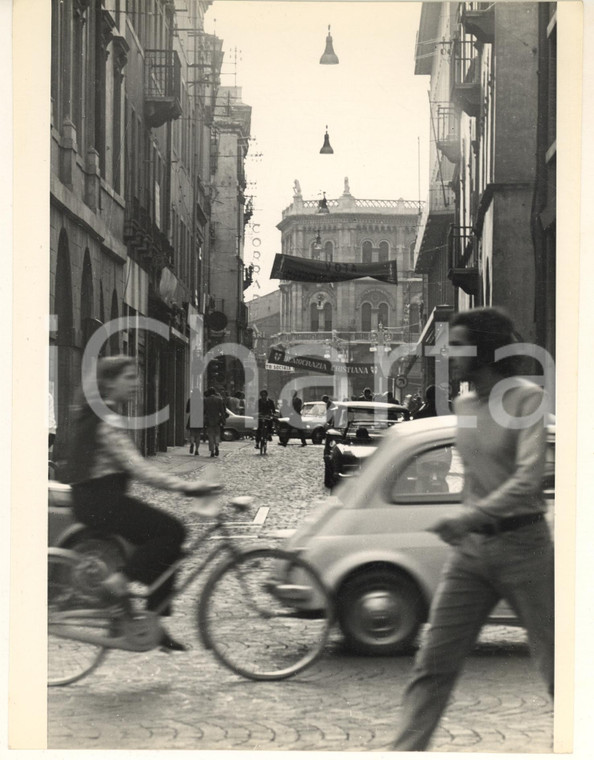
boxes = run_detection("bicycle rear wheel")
[48,550,108,686]
[198,548,333,680]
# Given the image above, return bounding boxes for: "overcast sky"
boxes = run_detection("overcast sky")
[204,0,430,298]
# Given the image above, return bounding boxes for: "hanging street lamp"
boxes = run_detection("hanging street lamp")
[320,126,334,154]
[319,25,339,64]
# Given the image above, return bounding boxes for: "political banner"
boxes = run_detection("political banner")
[270,254,398,284]
[267,348,384,377]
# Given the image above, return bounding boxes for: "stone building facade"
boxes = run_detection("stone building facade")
[413,2,557,389]
[49,0,251,457]
[271,181,424,401]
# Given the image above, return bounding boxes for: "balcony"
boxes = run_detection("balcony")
[451,39,481,117]
[434,104,460,164]
[459,2,495,44]
[124,197,173,272]
[272,329,406,346]
[144,50,182,128]
[447,225,479,296]
[414,179,456,274]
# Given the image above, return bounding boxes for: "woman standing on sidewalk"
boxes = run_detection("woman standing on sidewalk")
[67,356,222,651]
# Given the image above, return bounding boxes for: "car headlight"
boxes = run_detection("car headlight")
[327,439,336,449]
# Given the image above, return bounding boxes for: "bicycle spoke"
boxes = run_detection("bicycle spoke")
[199,548,333,680]
[48,552,108,686]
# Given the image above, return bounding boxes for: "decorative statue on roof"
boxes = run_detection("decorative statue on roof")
[293,179,302,197]
[344,176,351,195]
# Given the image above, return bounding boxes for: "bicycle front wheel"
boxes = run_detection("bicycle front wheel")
[48,550,108,686]
[198,548,333,680]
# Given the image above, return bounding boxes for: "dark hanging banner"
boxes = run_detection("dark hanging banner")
[270,254,398,284]
[267,348,383,377]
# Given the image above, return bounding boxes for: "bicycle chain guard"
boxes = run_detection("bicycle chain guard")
[116,611,162,651]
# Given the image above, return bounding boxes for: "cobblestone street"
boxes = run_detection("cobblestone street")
[48,439,553,752]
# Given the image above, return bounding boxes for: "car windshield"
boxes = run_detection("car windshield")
[302,403,327,417]
[348,419,395,431]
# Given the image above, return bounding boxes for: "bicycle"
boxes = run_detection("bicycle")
[256,416,274,455]
[48,492,334,686]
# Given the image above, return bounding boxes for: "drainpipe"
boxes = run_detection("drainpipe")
[530,4,548,349]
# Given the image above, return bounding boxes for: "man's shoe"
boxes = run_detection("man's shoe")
[255,443,259,449]
[215,447,219,456]
[189,443,194,454]
[159,630,187,653]
[301,442,307,447]
[210,452,215,458]
[194,449,199,456]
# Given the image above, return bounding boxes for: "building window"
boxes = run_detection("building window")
[378,241,389,263]
[362,241,373,264]
[310,302,320,331]
[324,241,333,262]
[378,302,389,327]
[311,240,321,260]
[362,302,372,332]
[323,302,332,331]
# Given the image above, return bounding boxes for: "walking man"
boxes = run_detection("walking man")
[203,387,227,458]
[290,390,307,447]
[392,307,554,751]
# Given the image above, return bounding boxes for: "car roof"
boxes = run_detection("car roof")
[339,413,555,508]
[331,401,408,412]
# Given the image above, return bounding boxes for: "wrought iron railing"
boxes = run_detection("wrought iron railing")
[145,49,181,100]
[447,225,474,270]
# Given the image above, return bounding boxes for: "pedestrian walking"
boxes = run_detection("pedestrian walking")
[392,307,554,751]
[66,356,222,651]
[359,387,373,401]
[186,388,202,455]
[412,385,438,420]
[203,387,227,458]
[48,389,57,450]
[290,390,307,447]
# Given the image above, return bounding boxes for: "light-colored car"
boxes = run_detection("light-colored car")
[222,408,257,440]
[277,401,329,445]
[283,415,555,655]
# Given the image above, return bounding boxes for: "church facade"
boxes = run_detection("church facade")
[270,180,425,401]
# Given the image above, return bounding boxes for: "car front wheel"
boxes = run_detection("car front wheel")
[311,428,325,445]
[337,568,425,655]
[324,460,336,489]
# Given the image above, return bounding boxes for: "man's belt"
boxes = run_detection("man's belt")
[479,511,545,536]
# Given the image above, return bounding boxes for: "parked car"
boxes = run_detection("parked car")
[283,416,555,655]
[222,409,257,441]
[277,401,329,445]
[323,401,410,488]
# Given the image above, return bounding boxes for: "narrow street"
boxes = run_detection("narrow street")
[48,439,553,752]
